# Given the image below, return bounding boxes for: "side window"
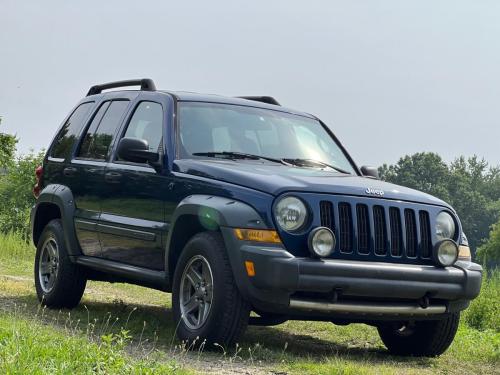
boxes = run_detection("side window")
[78,100,129,160]
[50,102,94,159]
[122,101,163,153]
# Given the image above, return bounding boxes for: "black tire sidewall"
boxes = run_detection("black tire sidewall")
[34,219,85,307]
[172,232,237,345]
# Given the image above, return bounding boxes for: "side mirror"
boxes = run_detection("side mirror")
[361,165,379,179]
[117,137,161,170]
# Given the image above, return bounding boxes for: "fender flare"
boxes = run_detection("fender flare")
[31,184,81,257]
[164,194,269,280]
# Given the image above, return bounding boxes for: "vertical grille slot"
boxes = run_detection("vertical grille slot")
[389,207,403,256]
[338,203,353,253]
[419,211,432,258]
[404,209,418,257]
[319,201,334,230]
[356,204,370,254]
[373,206,387,255]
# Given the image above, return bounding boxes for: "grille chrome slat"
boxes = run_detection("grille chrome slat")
[319,200,433,263]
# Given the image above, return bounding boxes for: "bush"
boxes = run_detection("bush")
[0,150,44,239]
[463,270,500,332]
[477,220,500,268]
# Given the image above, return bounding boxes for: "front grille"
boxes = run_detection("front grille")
[320,199,434,263]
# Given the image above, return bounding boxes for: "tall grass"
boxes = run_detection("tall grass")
[463,269,500,332]
[0,231,33,262]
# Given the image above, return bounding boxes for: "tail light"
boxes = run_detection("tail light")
[33,165,43,198]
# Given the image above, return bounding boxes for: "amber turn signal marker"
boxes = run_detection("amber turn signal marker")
[245,261,256,277]
[234,228,282,244]
[458,245,471,260]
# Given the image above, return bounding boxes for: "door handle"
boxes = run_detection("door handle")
[105,171,122,184]
[63,167,77,177]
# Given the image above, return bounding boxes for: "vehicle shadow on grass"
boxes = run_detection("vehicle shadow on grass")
[0,292,433,368]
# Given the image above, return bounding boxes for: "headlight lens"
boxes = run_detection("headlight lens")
[434,239,459,266]
[308,227,336,257]
[435,211,456,240]
[274,196,308,232]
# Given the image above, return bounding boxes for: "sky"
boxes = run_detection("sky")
[1,0,499,168]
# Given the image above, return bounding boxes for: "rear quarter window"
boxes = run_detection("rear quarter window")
[78,100,129,160]
[50,102,94,159]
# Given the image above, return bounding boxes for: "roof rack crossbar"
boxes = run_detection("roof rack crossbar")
[86,78,156,96]
[236,96,281,106]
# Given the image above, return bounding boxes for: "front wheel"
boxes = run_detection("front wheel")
[377,313,460,357]
[172,232,250,348]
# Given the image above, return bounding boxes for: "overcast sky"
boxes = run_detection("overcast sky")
[1,1,499,167]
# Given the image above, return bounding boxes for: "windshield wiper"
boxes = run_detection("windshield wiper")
[283,158,352,175]
[193,151,287,165]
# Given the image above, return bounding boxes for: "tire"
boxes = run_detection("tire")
[377,313,460,357]
[172,231,250,348]
[34,219,87,309]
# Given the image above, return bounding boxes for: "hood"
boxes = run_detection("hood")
[174,159,450,208]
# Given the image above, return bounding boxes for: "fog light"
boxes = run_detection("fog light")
[434,239,459,267]
[308,227,336,257]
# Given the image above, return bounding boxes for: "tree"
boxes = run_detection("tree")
[0,150,45,238]
[0,117,18,169]
[379,153,500,254]
[477,220,500,268]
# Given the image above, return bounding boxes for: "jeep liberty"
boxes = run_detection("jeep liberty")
[31,79,482,356]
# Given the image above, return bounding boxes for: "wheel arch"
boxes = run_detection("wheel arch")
[31,184,81,257]
[165,195,269,287]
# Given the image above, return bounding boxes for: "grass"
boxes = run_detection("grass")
[0,232,499,374]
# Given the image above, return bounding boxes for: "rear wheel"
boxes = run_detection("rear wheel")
[377,313,460,357]
[172,231,250,348]
[34,219,87,309]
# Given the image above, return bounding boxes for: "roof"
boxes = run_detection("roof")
[161,91,316,119]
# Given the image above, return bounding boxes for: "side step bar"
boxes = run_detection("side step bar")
[76,256,167,291]
[289,299,447,316]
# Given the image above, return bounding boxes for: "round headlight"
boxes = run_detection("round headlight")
[274,196,308,232]
[308,227,336,257]
[434,239,459,267]
[436,211,456,240]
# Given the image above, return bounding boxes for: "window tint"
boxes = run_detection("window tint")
[122,102,163,153]
[78,100,129,160]
[50,102,93,159]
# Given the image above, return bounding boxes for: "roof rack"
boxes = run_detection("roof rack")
[86,78,156,96]
[236,96,281,106]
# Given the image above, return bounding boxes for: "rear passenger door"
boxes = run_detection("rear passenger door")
[98,97,168,270]
[71,99,131,257]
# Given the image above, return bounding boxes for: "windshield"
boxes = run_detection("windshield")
[178,102,357,174]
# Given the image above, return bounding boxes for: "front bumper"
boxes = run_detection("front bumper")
[222,229,482,320]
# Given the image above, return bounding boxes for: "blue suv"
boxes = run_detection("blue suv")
[31,79,482,356]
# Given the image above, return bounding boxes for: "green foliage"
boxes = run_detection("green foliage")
[0,150,45,239]
[380,153,500,254]
[477,221,500,266]
[462,270,500,332]
[0,312,187,374]
[0,117,17,169]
